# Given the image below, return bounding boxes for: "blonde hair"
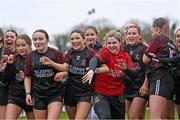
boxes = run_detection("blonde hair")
[105,30,123,43]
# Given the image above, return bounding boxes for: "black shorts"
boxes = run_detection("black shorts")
[173,76,180,104]
[8,96,33,112]
[149,72,174,100]
[64,84,91,107]
[0,86,8,105]
[173,94,180,105]
[126,93,149,101]
[93,93,125,119]
[174,76,180,96]
[32,94,63,110]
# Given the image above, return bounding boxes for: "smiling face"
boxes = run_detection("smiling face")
[126,27,141,46]
[32,32,48,53]
[16,38,31,57]
[175,30,180,50]
[4,31,17,50]
[70,32,85,51]
[106,37,121,55]
[85,28,98,47]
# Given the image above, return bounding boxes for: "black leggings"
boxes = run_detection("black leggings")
[93,93,125,119]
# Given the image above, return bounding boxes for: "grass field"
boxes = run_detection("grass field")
[19,111,179,119]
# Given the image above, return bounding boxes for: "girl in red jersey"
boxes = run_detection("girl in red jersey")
[143,17,176,119]
[83,30,136,119]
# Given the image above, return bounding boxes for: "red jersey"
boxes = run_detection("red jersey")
[94,48,136,96]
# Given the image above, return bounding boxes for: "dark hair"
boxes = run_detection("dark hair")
[152,17,169,28]
[16,34,32,46]
[152,17,169,37]
[33,29,49,41]
[175,29,180,40]
[127,25,144,42]
[70,29,85,39]
[84,26,98,34]
[5,29,18,37]
[0,28,3,37]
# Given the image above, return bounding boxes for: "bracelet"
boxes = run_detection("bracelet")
[25,92,31,96]
[95,68,99,73]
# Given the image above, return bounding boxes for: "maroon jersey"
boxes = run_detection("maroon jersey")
[146,35,176,81]
[94,47,136,96]
[24,47,64,99]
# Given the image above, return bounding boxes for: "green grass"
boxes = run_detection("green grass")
[19,111,179,119]
[19,112,68,119]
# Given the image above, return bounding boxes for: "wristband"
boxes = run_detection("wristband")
[25,92,31,96]
[95,68,99,73]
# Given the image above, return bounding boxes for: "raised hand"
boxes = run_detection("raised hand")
[7,54,15,64]
[0,55,8,71]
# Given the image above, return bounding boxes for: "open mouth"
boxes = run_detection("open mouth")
[5,42,13,47]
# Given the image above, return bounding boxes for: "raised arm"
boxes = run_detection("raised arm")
[40,56,69,71]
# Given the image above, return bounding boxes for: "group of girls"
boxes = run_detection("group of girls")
[0,17,180,120]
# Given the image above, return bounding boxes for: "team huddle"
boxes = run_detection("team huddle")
[0,17,180,119]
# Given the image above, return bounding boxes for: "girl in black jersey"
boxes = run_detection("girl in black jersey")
[0,28,3,58]
[85,26,102,52]
[85,26,102,119]
[24,29,65,119]
[43,30,95,119]
[0,30,17,119]
[143,17,176,119]
[123,25,148,119]
[4,34,34,119]
[41,29,108,119]
[149,28,180,118]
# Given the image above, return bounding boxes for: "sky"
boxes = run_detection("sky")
[0,0,180,37]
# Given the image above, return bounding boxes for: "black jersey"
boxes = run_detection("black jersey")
[157,51,180,76]
[174,52,180,76]
[124,43,147,86]
[65,46,95,90]
[146,35,176,81]
[91,42,102,52]
[0,47,2,59]
[0,48,16,86]
[7,54,26,97]
[24,47,64,99]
